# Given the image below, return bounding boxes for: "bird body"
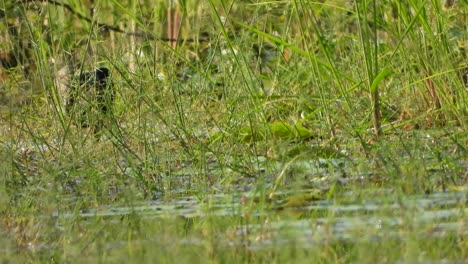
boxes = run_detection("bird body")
[65,67,114,135]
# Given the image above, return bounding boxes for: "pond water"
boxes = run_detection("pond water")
[36,152,466,258]
[3,143,467,260]
[49,188,465,250]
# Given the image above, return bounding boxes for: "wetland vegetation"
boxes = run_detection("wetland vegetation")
[0,0,466,263]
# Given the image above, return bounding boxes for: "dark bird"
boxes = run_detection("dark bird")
[66,67,114,135]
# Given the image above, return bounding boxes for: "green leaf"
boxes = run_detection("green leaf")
[370,68,392,93]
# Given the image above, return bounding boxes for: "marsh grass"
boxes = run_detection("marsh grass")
[1,0,466,262]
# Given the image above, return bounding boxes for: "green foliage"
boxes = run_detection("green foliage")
[0,0,466,262]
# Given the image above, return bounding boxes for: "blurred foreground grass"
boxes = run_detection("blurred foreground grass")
[0,0,466,262]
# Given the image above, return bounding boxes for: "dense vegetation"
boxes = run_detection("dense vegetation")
[1,0,466,262]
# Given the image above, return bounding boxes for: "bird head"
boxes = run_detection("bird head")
[95,67,110,80]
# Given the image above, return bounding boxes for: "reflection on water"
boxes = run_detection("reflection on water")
[49,188,466,251]
[7,144,466,256]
